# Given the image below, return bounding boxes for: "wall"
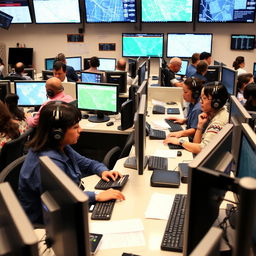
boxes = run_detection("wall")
[0,22,255,74]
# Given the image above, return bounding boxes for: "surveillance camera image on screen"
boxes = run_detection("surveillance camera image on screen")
[85,0,136,23]
[141,0,193,22]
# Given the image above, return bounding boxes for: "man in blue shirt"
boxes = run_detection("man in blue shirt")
[186,53,200,78]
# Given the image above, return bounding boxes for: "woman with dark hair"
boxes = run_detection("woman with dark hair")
[232,56,246,75]
[166,77,203,140]
[86,56,100,72]
[164,82,229,154]
[0,58,4,79]
[236,73,254,104]
[18,101,125,224]
[0,101,28,151]
[244,83,256,111]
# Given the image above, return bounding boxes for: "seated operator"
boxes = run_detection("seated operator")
[116,58,133,86]
[167,57,183,87]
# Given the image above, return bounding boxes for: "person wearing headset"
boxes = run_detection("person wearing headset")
[164,82,229,154]
[26,77,73,127]
[19,101,125,224]
[166,77,203,141]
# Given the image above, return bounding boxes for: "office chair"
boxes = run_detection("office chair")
[0,128,33,172]
[103,131,134,169]
[0,155,26,196]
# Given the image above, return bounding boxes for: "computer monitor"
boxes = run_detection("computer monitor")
[98,58,116,71]
[84,0,136,23]
[146,57,151,78]
[81,72,103,83]
[198,0,256,23]
[24,68,34,79]
[134,94,147,175]
[0,182,38,256]
[14,81,48,107]
[0,9,13,29]
[45,58,55,70]
[253,63,256,79]
[138,61,147,86]
[105,71,127,94]
[33,0,81,23]
[66,56,82,71]
[8,47,33,67]
[128,58,137,79]
[122,33,164,58]
[0,80,10,102]
[83,58,90,70]
[205,65,221,82]
[231,34,255,50]
[42,70,53,80]
[167,33,213,58]
[213,60,226,67]
[0,0,32,24]
[221,66,238,95]
[141,0,193,22]
[76,82,118,123]
[136,79,148,112]
[176,59,189,76]
[184,124,235,255]
[39,156,91,256]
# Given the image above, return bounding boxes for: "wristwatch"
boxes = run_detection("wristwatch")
[178,138,186,146]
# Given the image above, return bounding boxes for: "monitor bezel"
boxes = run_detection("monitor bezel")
[138,61,147,86]
[14,80,48,107]
[230,34,256,50]
[140,0,194,23]
[105,70,127,94]
[84,0,137,23]
[0,9,13,29]
[32,0,81,24]
[80,71,103,83]
[66,56,82,71]
[44,57,55,71]
[76,82,119,115]
[197,0,256,23]
[221,66,238,95]
[122,33,164,58]
[166,33,213,58]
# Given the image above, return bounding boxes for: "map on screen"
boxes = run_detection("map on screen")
[85,0,136,23]
[142,0,193,22]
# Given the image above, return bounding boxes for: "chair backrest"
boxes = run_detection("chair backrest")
[119,131,134,159]
[0,155,26,196]
[0,128,33,171]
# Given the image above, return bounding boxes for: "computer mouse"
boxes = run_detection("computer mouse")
[166,101,177,105]
[106,121,114,126]
[177,151,182,157]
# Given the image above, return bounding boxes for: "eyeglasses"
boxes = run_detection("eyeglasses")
[200,96,212,102]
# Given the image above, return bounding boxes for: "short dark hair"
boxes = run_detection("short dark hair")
[53,61,66,72]
[232,56,245,70]
[191,53,200,64]
[55,53,66,63]
[4,93,25,121]
[244,83,256,111]
[90,56,100,68]
[199,52,211,60]
[184,77,203,99]
[237,73,253,91]
[28,101,81,152]
[196,60,208,74]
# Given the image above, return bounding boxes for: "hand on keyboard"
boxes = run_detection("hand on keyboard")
[163,137,179,146]
[167,130,183,138]
[101,170,122,182]
[165,116,185,124]
[95,188,125,202]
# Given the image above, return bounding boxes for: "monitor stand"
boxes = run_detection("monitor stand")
[88,112,110,123]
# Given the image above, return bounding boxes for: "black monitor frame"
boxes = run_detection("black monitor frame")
[0,9,13,29]
[80,71,103,83]
[166,33,213,58]
[66,56,82,71]
[128,58,137,79]
[42,70,53,80]
[8,47,33,67]
[105,70,127,94]
[44,57,55,71]
[83,58,90,70]
[253,62,256,79]
[0,80,10,102]
[98,58,116,71]
[32,0,81,24]
[138,61,147,86]
[76,82,118,123]
[0,182,38,256]
[122,33,164,58]
[221,66,238,95]
[231,34,256,50]
[205,65,221,82]
[39,156,90,256]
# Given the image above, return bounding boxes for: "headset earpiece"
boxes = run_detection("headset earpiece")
[51,102,64,140]
[47,89,55,98]
[211,82,222,109]
[191,77,200,100]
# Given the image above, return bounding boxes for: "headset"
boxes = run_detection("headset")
[46,85,64,98]
[191,77,201,100]
[211,81,223,110]
[51,101,64,141]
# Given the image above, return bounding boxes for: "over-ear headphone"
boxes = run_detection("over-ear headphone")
[191,77,200,100]
[211,82,222,110]
[51,101,64,141]
[46,85,64,98]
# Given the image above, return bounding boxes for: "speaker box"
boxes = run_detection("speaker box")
[118,99,133,131]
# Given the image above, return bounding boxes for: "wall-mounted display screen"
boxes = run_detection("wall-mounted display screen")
[122,33,164,58]
[231,34,255,50]
[0,10,13,29]
[198,0,256,23]
[85,0,136,23]
[33,0,81,23]
[141,0,193,22]
[0,0,32,23]
[167,33,212,58]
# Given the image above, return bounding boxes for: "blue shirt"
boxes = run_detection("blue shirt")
[193,72,207,82]
[18,145,107,224]
[187,100,202,130]
[66,65,79,82]
[186,64,196,78]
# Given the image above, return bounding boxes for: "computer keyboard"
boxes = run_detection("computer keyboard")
[94,175,129,190]
[168,143,183,150]
[167,108,180,115]
[149,129,166,140]
[161,194,187,252]
[152,105,165,114]
[91,199,116,220]
[165,119,183,132]
[148,156,168,170]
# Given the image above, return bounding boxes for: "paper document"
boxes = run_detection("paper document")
[90,218,145,250]
[145,193,175,220]
[153,149,177,158]
[152,99,165,106]
[151,120,170,129]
